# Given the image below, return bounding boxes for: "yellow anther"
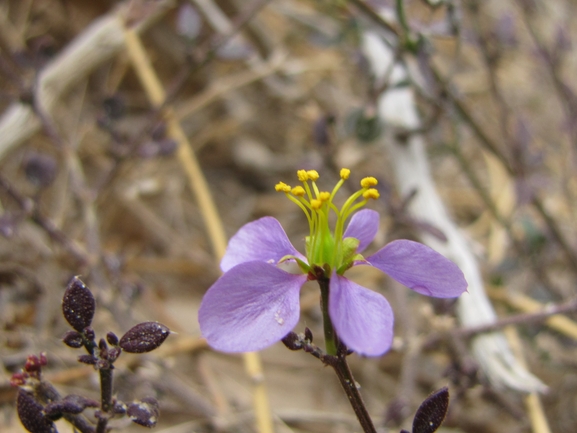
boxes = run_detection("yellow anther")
[363,188,380,200]
[318,191,331,202]
[292,186,306,196]
[340,168,351,180]
[307,170,320,181]
[275,182,292,193]
[297,170,309,182]
[360,177,378,188]
[311,199,322,210]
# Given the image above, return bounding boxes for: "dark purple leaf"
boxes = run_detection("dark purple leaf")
[62,331,83,348]
[281,332,302,351]
[119,322,170,353]
[43,395,99,419]
[83,327,95,341]
[106,332,119,346]
[412,387,449,433]
[62,277,95,332]
[127,397,160,428]
[78,355,97,365]
[107,347,121,362]
[17,389,56,433]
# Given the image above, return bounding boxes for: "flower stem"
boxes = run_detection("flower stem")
[283,332,377,433]
[318,274,337,355]
[331,346,377,433]
[315,275,377,433]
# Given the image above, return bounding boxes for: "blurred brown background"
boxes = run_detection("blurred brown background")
[1,0,577,432]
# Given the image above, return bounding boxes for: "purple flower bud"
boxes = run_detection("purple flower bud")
[10,372,26,387]
[24,355,42,373]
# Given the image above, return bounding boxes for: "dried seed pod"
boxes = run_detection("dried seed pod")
[127,397,160,428]
[16,389,56,433]
[62,331,83,348]
[62,277,95,332]
[119,322,170,353]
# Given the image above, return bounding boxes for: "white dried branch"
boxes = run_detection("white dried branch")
[361,30,546,393]
[0,0,175,162]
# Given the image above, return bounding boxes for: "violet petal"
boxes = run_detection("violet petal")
[366,239,467,298]
[199,261,307,352]
[343,209,379,253]
[329,274,394,356]
[221,217,306,272]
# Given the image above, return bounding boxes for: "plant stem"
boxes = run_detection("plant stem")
[315,275,376,433]
[96,368,113,433]
[330,347,377,433]
[318,275,337,355]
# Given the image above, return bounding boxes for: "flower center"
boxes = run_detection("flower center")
[275,169,380,276]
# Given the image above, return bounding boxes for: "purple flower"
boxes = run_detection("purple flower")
[199,170,467,356]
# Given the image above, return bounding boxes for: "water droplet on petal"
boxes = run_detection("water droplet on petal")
[411,285,432,296]
[274,311,284,325]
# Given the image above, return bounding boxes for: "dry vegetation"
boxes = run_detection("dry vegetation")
[1,0,577,432]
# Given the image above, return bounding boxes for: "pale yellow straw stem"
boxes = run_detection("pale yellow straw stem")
[504,327,551,433]
[123,25,274,433]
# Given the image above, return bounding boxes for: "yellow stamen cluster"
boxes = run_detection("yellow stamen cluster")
[275,169,380,270]
[275,182,291,193]
[297,170,309,182]
[360,177,378,188]
[291,186,305,196]
[311,199,322,210]
[363,188,380,200]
